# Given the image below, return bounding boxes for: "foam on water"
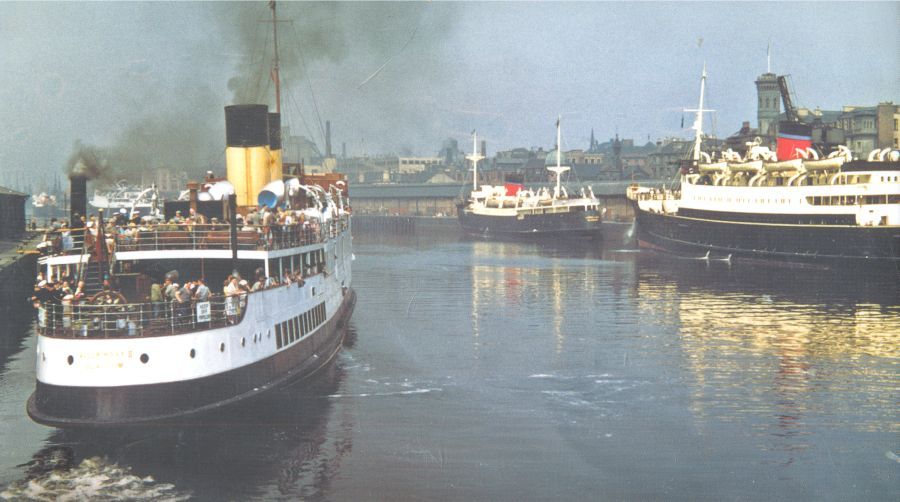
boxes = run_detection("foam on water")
[328,388,439,399]
[1,456,190,501]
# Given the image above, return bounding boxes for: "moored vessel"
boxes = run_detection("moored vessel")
[457,121,604,239]
[627,67,900,272]
[90,181,162,221]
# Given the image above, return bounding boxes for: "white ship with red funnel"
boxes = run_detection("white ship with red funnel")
[627,67,900,272]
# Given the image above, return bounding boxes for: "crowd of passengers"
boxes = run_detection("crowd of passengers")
[33,264,311,333]
[37,204,342,255]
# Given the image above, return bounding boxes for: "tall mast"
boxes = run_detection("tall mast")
[270,1,281,114]
[547,116,569,199]
[556,116,562,170]
[556,116,562,196]
[683,64,711,164]
[466,131,484,192]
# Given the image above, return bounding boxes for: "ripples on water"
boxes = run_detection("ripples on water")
[1,226,897,500]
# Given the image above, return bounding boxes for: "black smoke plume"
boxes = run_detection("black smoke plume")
[66,141,112,182]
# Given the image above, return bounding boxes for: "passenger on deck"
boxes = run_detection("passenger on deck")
[193,277,210,302]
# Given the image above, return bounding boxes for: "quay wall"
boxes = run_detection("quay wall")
[0,234,40,317]
[353,215,459,235]
[350,181,644,222]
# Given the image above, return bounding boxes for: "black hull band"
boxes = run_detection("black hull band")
[632,202,900,272]
[27,290,356,428]
[457,206,602,239]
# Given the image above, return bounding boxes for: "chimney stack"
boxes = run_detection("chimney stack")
[69,174,87,228]
[325,121,333,158]
[268,112,283,181]
[224,104,270,207]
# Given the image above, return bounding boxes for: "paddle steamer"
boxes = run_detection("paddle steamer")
[27,2,356,427]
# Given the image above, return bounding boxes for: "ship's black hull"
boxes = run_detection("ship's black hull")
[457,204,602,239]
[26,290,356,428]
[632,202,900,274]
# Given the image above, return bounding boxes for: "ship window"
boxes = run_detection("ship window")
[220,342,225,353]
[292,316,299,341]
[276,323,283,349]
[67,355,74,365]
[241,337,246,347]
[190,349,196,358]
[140,353,149,364]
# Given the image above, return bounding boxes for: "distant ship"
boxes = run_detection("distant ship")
[31,192,61,220]
[457,120,604,238]
[27,1,356,427]
[90,181,161,220]
[627,67,900,272]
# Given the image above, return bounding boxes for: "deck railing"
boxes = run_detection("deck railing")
[37,216,350,256]
[632,189,680,202]
[37,293,250,339]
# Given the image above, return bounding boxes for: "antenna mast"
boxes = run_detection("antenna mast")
[270,1,281,114]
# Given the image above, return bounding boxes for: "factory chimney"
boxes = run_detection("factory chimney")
[325,121,333,158]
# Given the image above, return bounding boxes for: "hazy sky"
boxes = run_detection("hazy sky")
[1,1,897,188]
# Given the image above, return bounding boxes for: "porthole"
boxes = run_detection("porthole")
[67,355,74,365]
[190,349,196,359]
[220,342,226,353]
[42,353,46,362]
[241,337,246,347]
[140,353,149,364]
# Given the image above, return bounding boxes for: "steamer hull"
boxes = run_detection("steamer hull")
[632,200,900,272]
[27,289,355,428]
[457,204,602,239]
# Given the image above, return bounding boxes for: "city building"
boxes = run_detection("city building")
[755,72,781,138]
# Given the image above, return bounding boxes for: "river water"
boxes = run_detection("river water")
[0,224,897,500]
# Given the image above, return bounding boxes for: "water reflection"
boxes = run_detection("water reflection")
[634,257,900,464]
[469,238,623,357]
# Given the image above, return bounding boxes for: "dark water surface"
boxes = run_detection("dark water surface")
[1,226,897,500]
